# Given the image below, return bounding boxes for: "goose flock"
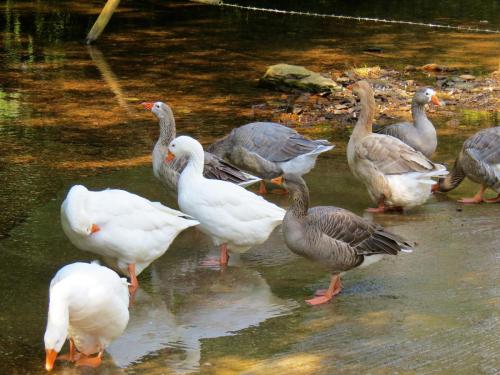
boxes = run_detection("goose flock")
[43,80,499,370]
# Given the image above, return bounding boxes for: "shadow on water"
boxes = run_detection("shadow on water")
[0,0,499,374]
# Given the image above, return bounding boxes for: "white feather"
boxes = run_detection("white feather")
[278,144,334,175]
[61,185,199,276]
[172,136,285,253]
[44,262,129,356]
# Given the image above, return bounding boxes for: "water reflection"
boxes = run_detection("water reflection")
[0,1,499,374]
[108,262,297,373]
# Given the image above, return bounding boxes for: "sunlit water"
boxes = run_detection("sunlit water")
[0,1,499,374]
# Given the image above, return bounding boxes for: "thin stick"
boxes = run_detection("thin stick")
[86,0,121,44]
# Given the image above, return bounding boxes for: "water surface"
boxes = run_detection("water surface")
[0,1,498,374]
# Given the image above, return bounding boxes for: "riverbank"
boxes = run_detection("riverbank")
[252,64,500,129]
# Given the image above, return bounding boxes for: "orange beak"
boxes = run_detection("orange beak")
[431,95,441,106]
[347,84,353,90]
[142,102,154,111]
[90,223,100,234]
[165,151,175,163]
[45,349,58,371]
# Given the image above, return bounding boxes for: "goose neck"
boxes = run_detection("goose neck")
[411,101,428,126]
[438,161,465,192]
[351,91,376,142]
[158,114,176,145]
[288,185,309,218]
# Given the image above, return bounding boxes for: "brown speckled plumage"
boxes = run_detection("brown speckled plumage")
[282,174,413,275]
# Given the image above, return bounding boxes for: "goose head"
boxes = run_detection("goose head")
[63,185,100,236]
[414,88,440,106]
[348,80,374,100]
[167,136,204,163]
[44,287,70,371]
[142,101,174,120]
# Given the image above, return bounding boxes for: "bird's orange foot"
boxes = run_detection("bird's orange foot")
[305,295,333,305]
[199,257,222,268]
[258,181,268,195]
[366,206,387,213]
[484,194,500,203]
[314,289,328,296]
[75,353,102,368]
[458,196,483,204]
[366,205,402,213]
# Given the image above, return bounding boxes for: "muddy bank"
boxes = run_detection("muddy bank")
[254,64,500,129]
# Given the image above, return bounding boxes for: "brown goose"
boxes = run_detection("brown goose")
[373,87,440,157]
[143,102,260,196]
[346,81,448,212]
[433,127,500,203]
[207,122,334,194]
[282,174,413,306]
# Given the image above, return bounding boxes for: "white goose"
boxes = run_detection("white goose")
[61,185,199,290]
[167,136,285,265]
[44,262,129,371]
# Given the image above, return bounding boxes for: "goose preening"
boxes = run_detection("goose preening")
[61,185,199,291]
[433,127,500,203]
[207,121,334,194]
[142,101,260,196]
[373,87,440,157]
[346,80,448,213]
[167,135,285,265]
[282,174,413,305]
[44,262,129,371]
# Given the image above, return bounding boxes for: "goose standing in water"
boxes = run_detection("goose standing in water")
[167,135,285,265]
[373,87,440,157]
[346,80,448,212]
[282,174,413,305]
[207,121,334,194]
[44,262,129,370]
[61,185,199,291]
[433,127,500,203]
[142,102,259,196]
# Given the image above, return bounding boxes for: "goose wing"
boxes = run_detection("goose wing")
[229,122,332,163]
[203,152,260,186]
[462,127,500,185]
[307,206,412,256]
[356,134,439,174]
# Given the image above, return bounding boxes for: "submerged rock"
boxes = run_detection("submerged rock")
[260,64,341,93]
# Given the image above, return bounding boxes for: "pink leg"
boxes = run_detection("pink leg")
[458,185,486,204]
[258,181,268,194]
[220,243,229,266]
[484,193,500,203]
[128,264,139,292]
[199,244,230,268]
[306,275,342,306]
